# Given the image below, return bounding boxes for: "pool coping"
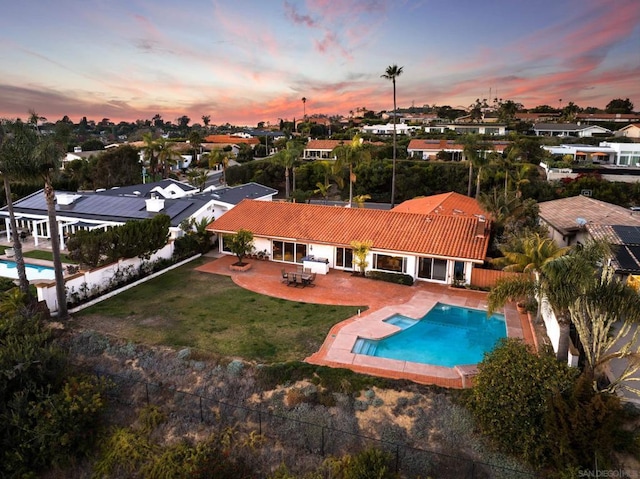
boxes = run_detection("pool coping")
[306,290,525,389]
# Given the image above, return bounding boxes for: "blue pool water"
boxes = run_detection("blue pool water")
[0,260,56,281]
[352,303,506,367]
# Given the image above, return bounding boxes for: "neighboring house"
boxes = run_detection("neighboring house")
[204,134,260,147]
[0,179,276,250]
[302,139,343,160]
[541,142,640,183]
[538,195,640,247]
[63,148,104,168]
[532,123,611,137]
[407,139,509,161]
[207,198,491,284]
[575,113,640,123]
[302,139,383,160]
[615,123,640,138]
[423,123,507,135]
[360,123,421,135]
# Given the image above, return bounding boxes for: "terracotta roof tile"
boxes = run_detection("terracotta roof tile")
[209,200,490,261]
[392,192,488,218]
[204,135,259,145]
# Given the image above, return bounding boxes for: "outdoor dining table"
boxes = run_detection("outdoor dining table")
[286,271,315,287]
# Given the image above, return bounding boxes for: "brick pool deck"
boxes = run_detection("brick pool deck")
[196,255,536,388]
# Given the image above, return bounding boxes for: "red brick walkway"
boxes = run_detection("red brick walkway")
[196,255,535,388]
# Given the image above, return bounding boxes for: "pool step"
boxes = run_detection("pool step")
[353,338,378,356]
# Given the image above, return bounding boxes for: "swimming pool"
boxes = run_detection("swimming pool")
[352,303,506,367]
[0,260,56,281]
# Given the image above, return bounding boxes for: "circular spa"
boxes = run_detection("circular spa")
[352,302,506,368]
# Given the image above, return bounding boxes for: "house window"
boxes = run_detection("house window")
[454,261,465,282]
[272,240,307,263]
[418,257,447,281]
[373,254,406,273]
[221,235,233,253]
[336,247,353,269]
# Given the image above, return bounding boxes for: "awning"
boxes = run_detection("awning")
[591,152,609,156]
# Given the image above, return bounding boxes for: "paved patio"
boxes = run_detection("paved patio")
[197,255,536,388]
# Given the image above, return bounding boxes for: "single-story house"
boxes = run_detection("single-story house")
[207,198,491,284]
[407,139,510,161]
[532,123,611,137]
[0,179,276,250]
[360,123,421,135]
[302,139,384,160]
[615,123,640,138]
[538,195,640,247]
[423,123,507,136]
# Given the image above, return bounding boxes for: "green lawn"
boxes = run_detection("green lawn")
[74,258,364,363]
[23,250,75,263]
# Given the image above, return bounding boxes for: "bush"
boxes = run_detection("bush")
[365,270,414,286]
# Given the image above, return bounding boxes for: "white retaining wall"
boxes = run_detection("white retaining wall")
[37,242,175,314]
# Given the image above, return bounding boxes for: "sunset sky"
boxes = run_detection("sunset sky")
[1,0,638,126]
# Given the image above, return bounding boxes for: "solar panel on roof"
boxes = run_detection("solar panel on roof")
[614,247,640,273]
[612,225,640,245]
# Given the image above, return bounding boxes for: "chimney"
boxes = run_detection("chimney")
[475,216,487,237]
[145,194,165,212]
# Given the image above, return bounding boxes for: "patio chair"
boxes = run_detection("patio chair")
[281,268,288,284]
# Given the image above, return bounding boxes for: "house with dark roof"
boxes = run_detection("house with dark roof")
[207,198,491,284]
[0,179,276,250]
[532,123,611,137]
[538,195,640,247]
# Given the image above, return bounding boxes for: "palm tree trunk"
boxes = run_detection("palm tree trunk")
[391,80,397,208]
[349,165,353,207]
[556,315,571,363]
[44,178,68,320]
[285,167,290,198]
[3,176,31,297]
[475,166,482,199]
[467,163,473,197]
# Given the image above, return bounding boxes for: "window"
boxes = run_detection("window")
[418,257,447,281]
[454,261,465,282]
[221,235,233,252]
[336,247,353,269]
[373,254,406,273]
[272,240,307,263]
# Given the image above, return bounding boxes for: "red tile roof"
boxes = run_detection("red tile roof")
[209,200,490,262]
[392,192,488,218]
[204,135,259,145]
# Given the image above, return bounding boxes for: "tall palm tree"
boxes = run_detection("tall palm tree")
[301,97,307,120]
[32,136,68,319]
[155,137,182,178]
[273,141,302,199]
[331,135,370,207]
[381,64,403,207]
[0,121,36,298]
[28,109,45,134]
[141,133,159,180]
[208,149,230,185]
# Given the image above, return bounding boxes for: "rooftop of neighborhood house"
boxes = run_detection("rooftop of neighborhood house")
[587,224,640,274]
[0,181,277,228]
[208,199,491,261]
[533,123,611,132]
[305,139,384,150]
[538,195,640,234]
[204,134,260,145]
[407,139,510,152]
[391,192,488,218]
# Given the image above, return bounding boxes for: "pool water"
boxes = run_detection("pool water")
[0,260,56,281]
[352,303,506,367]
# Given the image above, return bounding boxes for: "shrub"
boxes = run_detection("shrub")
[365,271,414,286]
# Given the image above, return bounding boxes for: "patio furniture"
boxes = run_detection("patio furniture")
[281,268,289,284]
[287,272,298,286]
[302,272,316,287]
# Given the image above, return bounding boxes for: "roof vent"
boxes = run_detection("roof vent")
[55,193,81,205]
[145,195,165,212]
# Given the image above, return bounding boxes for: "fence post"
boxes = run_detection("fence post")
[199,396,204,422]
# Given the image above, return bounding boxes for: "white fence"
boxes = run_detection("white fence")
[36,243,175,314]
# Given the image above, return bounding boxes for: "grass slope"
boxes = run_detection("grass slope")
[74,259,363,363]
